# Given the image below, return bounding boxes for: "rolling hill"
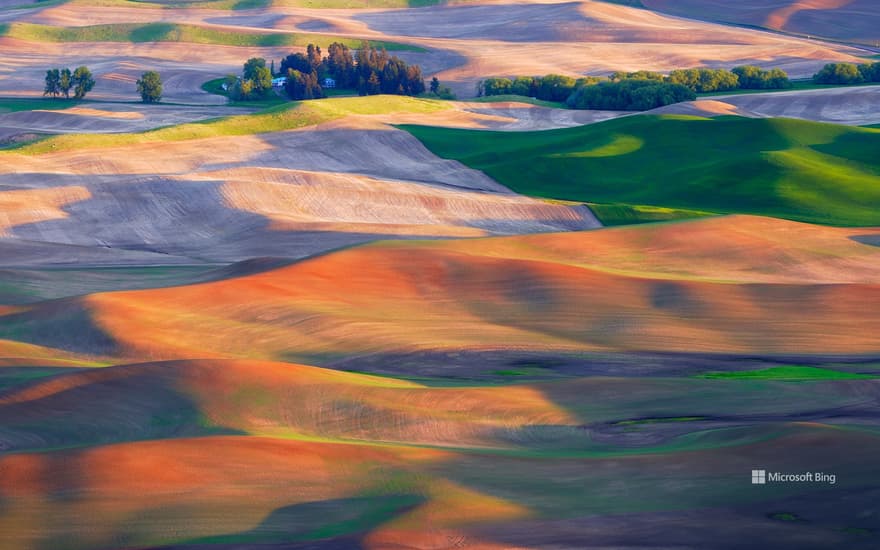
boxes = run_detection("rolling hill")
[639,0,880,46]
[402,115,880,226]
[3,215,879,363]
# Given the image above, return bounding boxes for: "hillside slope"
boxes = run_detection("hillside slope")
[3,215,879,361]
[403,115,880,226]
[640,0,880,46]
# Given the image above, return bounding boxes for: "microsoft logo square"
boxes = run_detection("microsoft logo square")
[752,469,766,485]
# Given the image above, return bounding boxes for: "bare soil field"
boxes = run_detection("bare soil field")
[649,98,760,118]
[0,102,252,139]
[458,101,626,129]
[642,0,880,46]
[710,85,880,126]
[0,116,598,266]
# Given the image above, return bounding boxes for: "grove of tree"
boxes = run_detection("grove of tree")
[813,61,880,84]
[44,66,94,99]
[228,42,429,102]
[478,66,794,111]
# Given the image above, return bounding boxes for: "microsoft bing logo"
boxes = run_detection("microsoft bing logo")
[752,469,767,485]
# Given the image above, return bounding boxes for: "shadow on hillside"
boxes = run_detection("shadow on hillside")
[851,234,880,247]
[157,495,423,549]
[0,362,247,453]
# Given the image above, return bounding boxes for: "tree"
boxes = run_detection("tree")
[732,65,791,89]
[44,69,60,98]
[237,78,254,99]
[813,63,863,84]
[366,71,381,95]
[731,65,763,89]
[625,70,664,81]
[324,42,356,88]
[764,68,792,89]
[434,85,456,100]
[511,76,537,96]
[859,62,880,83]
[404,64,425,95]
[667,68,738,93]
[242,57,272,97]
[567,79,695,111]
[430,76,440,94]
[280,53,311,76]
[482,77,512,96]
[284,69,323,100]
[137,70,163,103]
[537,74,577,102]
[71,66,95,99]
[307,44,323,73]
[59,68,72,99]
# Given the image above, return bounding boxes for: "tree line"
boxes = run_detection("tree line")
[44,66,164,103]
[477,66,793,111]
[568,80,695,111]
[813,61,880,84]
[228,42,436,102]
[43,66,95,99]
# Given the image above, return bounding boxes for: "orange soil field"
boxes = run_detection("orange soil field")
[4,215,879,364]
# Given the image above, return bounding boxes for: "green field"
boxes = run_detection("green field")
[584,202,716,225]
[401,115,880,226]
[697,366,878,381]
[0,97,83,113]
[0,22,422,51]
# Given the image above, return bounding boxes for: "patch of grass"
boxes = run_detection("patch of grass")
[400,115,880,226]
[200,77,228,97]
[0,22,423,51]
[0,97,83,114]
[2,95,449,156]
[586,203,716,225]
[201,77,296,108]
[470,94,568,109]
[697,366,878,381]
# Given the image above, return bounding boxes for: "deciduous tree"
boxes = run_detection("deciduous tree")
[71,66,95,100]
[43,69,60,98]
[137,70,163,103]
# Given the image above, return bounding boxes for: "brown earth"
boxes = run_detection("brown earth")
[642,0,880,45]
